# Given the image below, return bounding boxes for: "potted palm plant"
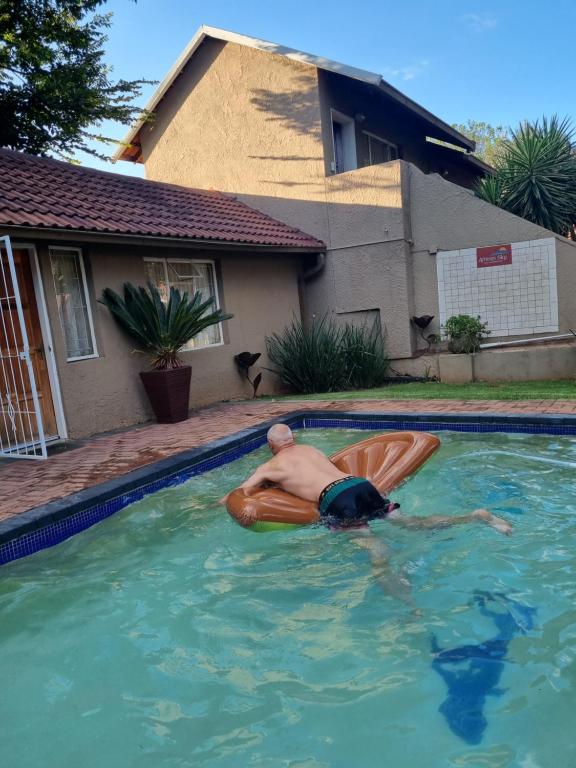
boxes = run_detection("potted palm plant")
[100,282,232,423]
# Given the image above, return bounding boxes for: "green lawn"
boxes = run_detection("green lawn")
[272,379,576,401]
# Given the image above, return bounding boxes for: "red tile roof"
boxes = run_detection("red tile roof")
[0,149,325,250]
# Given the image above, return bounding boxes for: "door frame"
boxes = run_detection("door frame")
[16,243,68,440]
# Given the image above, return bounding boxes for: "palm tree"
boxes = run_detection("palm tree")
[476,116,576,236]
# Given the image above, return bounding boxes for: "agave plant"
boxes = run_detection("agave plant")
[476,116,576,236]
[100,282,233,369]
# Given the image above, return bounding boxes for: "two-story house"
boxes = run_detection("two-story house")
[115,26,576,373]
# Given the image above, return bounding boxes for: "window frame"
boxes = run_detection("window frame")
[49,246,99,363]
[362,130,399,165]
[143,256,224,352]
[330,109,358,173]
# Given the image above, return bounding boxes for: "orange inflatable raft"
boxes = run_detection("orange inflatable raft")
[226,431,440,532]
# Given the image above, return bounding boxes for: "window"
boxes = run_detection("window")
[363,132,398,166]
[331,110,357,173]
[50,247,97,361]
[144,258,223,349]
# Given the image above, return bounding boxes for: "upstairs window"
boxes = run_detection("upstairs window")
[363,132,399,165]
[331,110,357,173]
[144,258,223,350]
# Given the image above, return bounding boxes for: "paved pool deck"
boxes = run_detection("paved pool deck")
[2,397,576,522]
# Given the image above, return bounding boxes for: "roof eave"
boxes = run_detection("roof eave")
[0,223,325,252]
[113,25,211,163]
[376,80,474,152]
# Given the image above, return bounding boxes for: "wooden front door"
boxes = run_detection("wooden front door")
[0,246,58,445]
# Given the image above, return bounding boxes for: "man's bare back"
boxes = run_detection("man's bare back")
[240,442,348,502]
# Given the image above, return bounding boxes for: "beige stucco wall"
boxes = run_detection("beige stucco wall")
[408,162,576,346]
[438,343,576,383]
[31,239,300,439]
[138,40,576,369]
[141,39,329,241]
[302,162,414,358]
[393,342,576,382]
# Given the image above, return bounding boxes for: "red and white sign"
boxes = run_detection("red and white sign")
[476,244,512,268]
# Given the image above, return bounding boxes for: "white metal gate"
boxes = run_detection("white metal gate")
[0,235,47,459]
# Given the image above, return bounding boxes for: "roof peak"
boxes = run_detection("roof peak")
[113,24,474,163]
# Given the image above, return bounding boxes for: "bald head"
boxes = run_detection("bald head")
[267,423,295,453]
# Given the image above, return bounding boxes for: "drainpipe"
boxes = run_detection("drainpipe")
[301,252,326,282]
[298,252,326,323]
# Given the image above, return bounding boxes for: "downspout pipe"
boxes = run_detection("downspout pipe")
[298,252,326,323]
[301,251,326,282]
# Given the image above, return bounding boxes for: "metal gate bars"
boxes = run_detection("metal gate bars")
[0,236,47,459]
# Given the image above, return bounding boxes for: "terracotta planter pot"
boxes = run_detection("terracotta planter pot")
[140,366,192,423]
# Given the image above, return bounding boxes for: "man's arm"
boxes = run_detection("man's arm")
[388,508,512,535]
[240,463,279,494]
[219,460,283,505]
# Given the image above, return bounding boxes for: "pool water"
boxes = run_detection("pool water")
[1,429,576,768]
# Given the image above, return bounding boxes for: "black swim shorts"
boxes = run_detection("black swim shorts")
[318,476,399,528]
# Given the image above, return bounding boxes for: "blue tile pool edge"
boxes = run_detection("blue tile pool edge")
[2,409,576,567]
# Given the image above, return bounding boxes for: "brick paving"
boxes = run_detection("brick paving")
[1,397,575,522]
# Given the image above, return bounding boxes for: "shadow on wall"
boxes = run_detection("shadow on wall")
[250,76,322,137]
[233,186,404,248]
[257,164,405,191]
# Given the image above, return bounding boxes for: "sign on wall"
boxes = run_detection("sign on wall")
[437,238,558,338]
[476,244,512,268]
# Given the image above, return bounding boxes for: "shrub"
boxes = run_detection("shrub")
[340,321,390,389]
[266,316,389,394]
[444,314,490,354]
[266,316,345,393]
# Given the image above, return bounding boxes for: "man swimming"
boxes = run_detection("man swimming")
[226,423,512,535]
[221,423,511,604]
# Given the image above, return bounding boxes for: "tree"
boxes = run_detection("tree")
[0,0,152,160]
[452,120,510,166]
[476,116,576,236]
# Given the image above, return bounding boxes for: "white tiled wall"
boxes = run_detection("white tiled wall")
[437,238,558,337]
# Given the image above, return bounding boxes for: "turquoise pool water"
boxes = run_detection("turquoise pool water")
[1,429,576,767]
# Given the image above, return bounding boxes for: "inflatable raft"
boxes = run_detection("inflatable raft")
[226,431,440,532]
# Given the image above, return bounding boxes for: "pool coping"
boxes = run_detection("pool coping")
[2,408,576,566]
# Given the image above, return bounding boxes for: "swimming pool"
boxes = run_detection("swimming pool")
[1,427,575,767]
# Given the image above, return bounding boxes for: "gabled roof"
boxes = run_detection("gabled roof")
[114,25,475,163]
[0,149,325,250]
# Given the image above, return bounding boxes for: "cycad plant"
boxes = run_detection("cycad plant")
[100,282,233,369]
[476,116,576,236]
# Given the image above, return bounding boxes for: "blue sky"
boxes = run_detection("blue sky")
[89,0,576,176]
